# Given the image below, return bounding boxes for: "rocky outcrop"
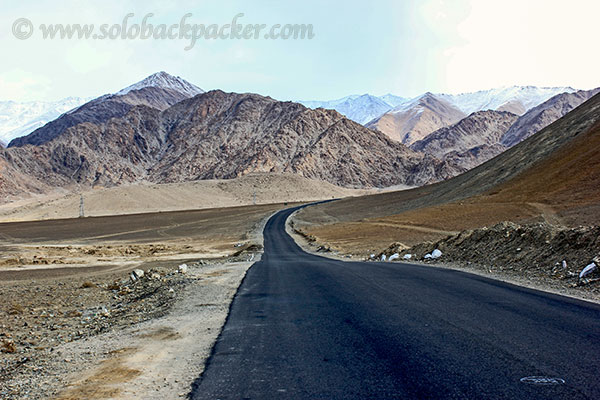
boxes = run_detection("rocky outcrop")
[410,110,517,158]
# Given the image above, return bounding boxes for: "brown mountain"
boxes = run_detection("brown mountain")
[366,93,466,145]
[0,90,464,200]
[409,110,518,169]
[500,88,600,147]
[8,72,204,148]
[295,91,600,234]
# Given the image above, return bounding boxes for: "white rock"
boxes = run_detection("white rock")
[562,260,567,269]
[370,254,376,259]
[388,253,400,261]
[130,269,145,281]
[579,262,597,278]
[431,249,442,259]
[424,254,432,259]
[178,264,188,274]
[403,254,412,260]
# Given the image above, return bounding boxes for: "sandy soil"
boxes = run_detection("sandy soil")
[0,173,372,223]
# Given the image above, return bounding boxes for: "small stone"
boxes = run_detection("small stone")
[130,269,145,282]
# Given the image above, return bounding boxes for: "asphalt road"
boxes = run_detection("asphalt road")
[191,206,600,399]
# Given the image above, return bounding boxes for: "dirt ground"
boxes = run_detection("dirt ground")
[0,203,292,280]
[0,173,372,223]
[0,204,285,399]
[292,200,548,256]
[1,259,257,400]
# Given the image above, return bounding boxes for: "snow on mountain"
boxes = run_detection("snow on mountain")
[117,71,204,97]
[303,86,576,127]
[500,87,600,147]
[436,86,576,115]
[379,94,407,107]
[299,95,359,110]
[332,95,396,125]
[1,72,204,144]
[299,94,408,125]
[0,97,90,144]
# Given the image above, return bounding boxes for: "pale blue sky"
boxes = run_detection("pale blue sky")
[1,0,598,102]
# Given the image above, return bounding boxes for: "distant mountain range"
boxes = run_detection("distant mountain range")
[2,83,581,147]
[296,89,600,227]
[0,73,460,200]
[300,86,575,127]
[500,88,600,147]
[303,86,597,170]
[299,94,406,125]
[2,72,597,202]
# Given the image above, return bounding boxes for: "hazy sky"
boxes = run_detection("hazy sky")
[1,0,599,102]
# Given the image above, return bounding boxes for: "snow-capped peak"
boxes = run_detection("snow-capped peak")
[435,85,576,115]
[116,71,204,97]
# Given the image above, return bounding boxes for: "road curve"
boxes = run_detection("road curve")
[190,206,600,399]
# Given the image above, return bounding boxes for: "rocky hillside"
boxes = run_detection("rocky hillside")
[407,88,598,170]
[501,88,600,147]
[295,92,600,225]
[8,72,203,148]
[0,90,464,200]
[410,110,518,169]
[366,93,466,145]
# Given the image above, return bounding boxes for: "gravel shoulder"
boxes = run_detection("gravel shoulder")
[55,260,255,400]
[0,258,259,400]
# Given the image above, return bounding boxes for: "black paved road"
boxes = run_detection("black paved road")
[191,206,600,399]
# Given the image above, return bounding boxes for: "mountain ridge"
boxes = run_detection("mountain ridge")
[301,85,577,128]
[8,72,204,148]
[366,93,466,145]
[0,89,464,200]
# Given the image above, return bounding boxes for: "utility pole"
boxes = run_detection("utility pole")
[79,194,85,218]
